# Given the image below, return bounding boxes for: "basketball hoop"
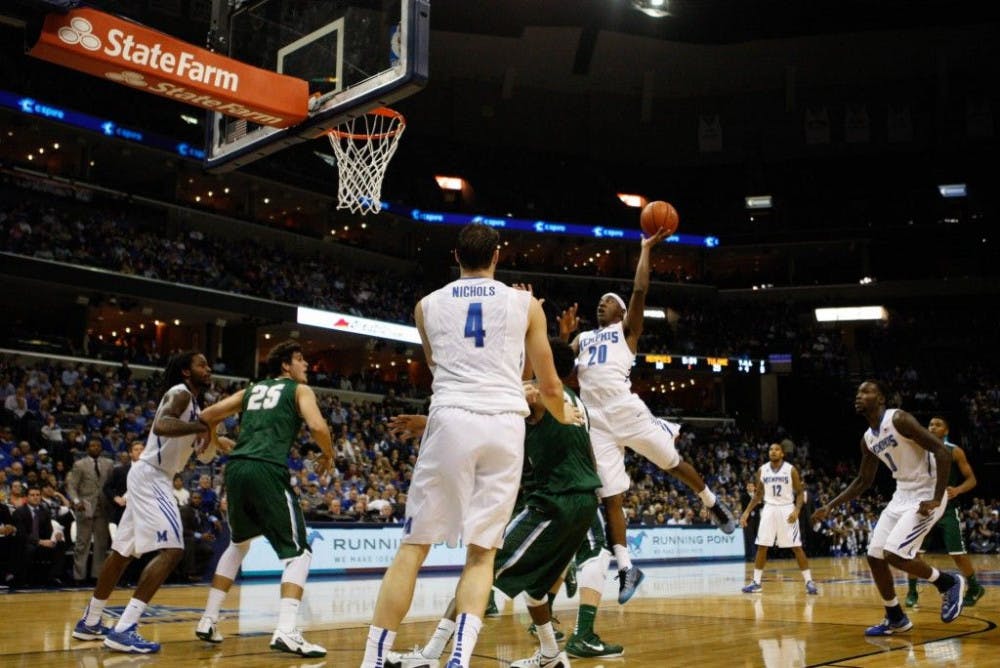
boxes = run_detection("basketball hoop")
[327,107,405,215]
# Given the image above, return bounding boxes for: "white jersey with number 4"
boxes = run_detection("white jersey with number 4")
[140,383,201,475]
[421,277,531,415]
[864,408,935,493]
[575,321,634,406]
[760,461,795,505]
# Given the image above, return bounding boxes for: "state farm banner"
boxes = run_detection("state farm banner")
[29,7,308,128]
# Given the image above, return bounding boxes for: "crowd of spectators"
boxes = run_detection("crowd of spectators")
[0,191,424,327]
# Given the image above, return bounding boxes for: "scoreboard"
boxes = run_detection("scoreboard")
[641,354,770,374]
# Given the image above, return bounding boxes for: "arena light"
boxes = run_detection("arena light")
[644,308,666,319]
[815,306,887,322]
[631,0,671,18]
[617,193,647,208]
[745,195,773,210]
[434,175,465,191]
[938,183,966,198]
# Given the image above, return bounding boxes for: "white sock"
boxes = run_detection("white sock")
[84,597,107,626]
[362,626,396,668]
[114,598,147,632]
[928,568,940,582]
[802,569,813,583]
[535,621,559,658]
[203,588,227,623]
[276,597,300,633]
[448,613,483,668]
[698,488,718,508]
[883,597,899,607]
[612,544,632,571]
[422,618,456,659]
[753,569,763,584]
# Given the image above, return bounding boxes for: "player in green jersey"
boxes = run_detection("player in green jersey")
[905,416,986,608]
[386,339,620,668]
[194,340,334,658]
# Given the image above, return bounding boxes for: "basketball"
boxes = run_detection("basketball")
[640,200,680,237]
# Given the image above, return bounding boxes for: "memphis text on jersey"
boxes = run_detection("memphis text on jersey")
[870,433,898,456]
[579,330,621,348]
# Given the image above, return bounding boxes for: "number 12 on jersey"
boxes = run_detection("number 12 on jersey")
[464,302,485,347]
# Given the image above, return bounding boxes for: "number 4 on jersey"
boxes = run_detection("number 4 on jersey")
[464,302,485,347]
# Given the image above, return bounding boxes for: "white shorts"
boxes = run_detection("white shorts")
[112,460,184,556]
[588,394,681,497]
[403,406,525,549]
[867,487,946,560]
[756,504,802,548]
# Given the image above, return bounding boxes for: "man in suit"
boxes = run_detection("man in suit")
[180,490,218,582]
[13,486,68,586]
[66,439,114,583]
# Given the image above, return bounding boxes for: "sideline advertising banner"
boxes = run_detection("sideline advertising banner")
[241,525,743,576]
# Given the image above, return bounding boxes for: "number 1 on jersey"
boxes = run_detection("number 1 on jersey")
[464,302,485,347]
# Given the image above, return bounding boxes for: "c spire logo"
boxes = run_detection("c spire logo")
[57,17,101,51]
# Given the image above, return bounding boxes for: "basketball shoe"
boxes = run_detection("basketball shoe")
[709,499,737,534]
[617,566,645,604]
[269,628,326,657]
[72,617,111,641]
[195,617,224,643]
[864,616,912,636]
[565,632,624,658]
[103,624,161,653]
[510,650,571,668]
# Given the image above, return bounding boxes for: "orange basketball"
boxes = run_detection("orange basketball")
[640,200,680,237]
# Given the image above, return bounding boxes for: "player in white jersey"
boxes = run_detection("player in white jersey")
[559,229,735,604]
[72,351,216,654]
[739,443,818,594]
[362,223,580,668]
[813,380,966,636]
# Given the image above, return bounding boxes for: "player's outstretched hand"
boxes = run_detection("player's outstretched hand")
[389,414,429,440]
[553,401,586,427]
[313,453,332,477]
[641,228,669,248]
[558,303,579,338]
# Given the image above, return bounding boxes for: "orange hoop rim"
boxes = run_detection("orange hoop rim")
[328,107,406,141]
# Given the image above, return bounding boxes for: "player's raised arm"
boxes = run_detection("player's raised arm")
[525,298,578,425]
[623,229,667,347]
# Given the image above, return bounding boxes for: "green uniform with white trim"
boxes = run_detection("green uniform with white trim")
[494,386,601,600]
[225,377,308,559]
[932,441,967,554]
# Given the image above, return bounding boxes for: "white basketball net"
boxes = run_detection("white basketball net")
[327,108,405,215]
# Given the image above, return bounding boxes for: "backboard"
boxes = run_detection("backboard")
[205,0,428,172]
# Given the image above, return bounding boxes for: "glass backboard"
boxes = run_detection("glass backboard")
[206,0,428,172]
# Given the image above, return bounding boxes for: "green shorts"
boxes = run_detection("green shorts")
[935,506,967,554]
[225,458,309,559]
[494,491,598,600]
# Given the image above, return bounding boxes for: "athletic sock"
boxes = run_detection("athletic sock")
[203,588,227,623]
[612,544,632,571]
[114,598,147,632]
[361,626,396,668]
[84,597,107,626]
[421,618,456,659]
[574,604,597,637]
[276,597,300,633]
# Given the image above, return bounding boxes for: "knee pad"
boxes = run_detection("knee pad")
[577,548,612,593]
[281,550,312,588]
[215,539,252,580]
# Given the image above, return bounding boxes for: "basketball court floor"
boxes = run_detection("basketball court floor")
[2,554,996,667]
